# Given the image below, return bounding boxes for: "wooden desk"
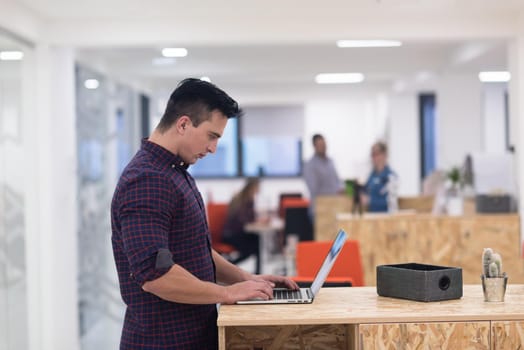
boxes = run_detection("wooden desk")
[218,285,524,349]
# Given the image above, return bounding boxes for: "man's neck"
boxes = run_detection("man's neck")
[375,164,386,173]
[149,129,179,155]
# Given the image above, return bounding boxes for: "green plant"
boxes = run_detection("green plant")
[482,248,503,277]
[447,167,462,186]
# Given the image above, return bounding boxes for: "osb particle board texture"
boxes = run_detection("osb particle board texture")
[335,214,523,286]
[359,322,490,350]
[225,324,351,350]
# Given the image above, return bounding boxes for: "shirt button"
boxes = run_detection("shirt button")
[180,162,184,166]
[171,164,175,168]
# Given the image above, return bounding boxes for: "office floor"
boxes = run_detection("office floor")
[81,252,287,350]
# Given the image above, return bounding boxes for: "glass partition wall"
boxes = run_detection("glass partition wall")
[0,31,30,350]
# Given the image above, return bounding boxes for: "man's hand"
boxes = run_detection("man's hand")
[223,280,275,304]
[252,274,300,291]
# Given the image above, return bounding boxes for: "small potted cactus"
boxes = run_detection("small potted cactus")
[481,248,508,302]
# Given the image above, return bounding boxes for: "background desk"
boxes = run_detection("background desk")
[218,285,524,349]
[245,219,283,274]
[332,213,523,285]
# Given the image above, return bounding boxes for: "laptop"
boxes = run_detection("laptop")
[236,229,348,304]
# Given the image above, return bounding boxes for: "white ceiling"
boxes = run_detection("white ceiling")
[3,0,520,102]
[15,0,524,20]
[74,39,508,100]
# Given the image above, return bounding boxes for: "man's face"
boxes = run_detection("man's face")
[314,137,326,156]
[179,110,228,164]
[371,146,386,169]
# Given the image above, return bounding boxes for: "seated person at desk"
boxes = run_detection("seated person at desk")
[362,141,397,212]
[223,177,264,274]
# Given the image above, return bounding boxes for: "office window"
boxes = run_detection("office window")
[242,137,302,176]
[241,105,304,177]
[189,105,304,178]
[419,93,436,180]
[189,118,239,177]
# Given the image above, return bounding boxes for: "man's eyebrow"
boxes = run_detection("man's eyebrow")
[210,131,222,138]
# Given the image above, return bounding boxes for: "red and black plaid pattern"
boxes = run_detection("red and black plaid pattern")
[111,139,218,349]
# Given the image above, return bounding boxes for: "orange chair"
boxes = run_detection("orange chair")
[206,202,236,255]
[278,193,304,218]
[294,239,364,287]
[279,197,309,218]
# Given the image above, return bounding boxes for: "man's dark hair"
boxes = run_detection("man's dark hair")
[157,78,243,132]
[372,141,388,154]
[312,134,324,146]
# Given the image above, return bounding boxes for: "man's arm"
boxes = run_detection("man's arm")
[142,262,274,304]
[213,249,252,284]
[303,161,317,198]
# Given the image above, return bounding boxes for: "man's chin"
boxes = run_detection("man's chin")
[190,156,203,164]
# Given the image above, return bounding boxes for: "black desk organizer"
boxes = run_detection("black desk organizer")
[376,263,463,302]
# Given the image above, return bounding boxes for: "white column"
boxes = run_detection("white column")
[482,83,508,154]
[388,93,419,196]
[25,45,79,350]
[509,15,524,250]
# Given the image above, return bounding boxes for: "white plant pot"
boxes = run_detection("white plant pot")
[446,196,463,216]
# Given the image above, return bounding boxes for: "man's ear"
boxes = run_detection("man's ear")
[177,116,191,133]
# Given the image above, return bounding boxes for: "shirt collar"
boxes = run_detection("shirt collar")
[141,138,190,171]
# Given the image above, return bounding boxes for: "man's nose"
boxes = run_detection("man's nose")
[208,140,218,153]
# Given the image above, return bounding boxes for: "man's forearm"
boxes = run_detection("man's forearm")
[142,263,229,304]
[213,250,253,284]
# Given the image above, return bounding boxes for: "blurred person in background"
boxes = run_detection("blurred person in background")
[304,134,344,219]
[223,177,264,274]
[362,141,397,212]
[111,78,298,350]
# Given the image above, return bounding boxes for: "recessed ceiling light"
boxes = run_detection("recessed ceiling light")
[200,76,211,82]
[478,71,511,83]
[315,73,365,84]
[161,47,188,58]
[84,79,100,89]
[336,40,402,48]
[0,51,24,60]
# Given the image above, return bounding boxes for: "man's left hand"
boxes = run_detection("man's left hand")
[251,274,299,290]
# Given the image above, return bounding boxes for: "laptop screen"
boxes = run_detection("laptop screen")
[310,229,348,296]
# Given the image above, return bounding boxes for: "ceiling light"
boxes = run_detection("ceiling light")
[161,47,188,58]
[0,51,24,60]
[336,40,402,48]
[200,76,211,82]
[84,79,100,89]
[315,73,364,84]
[478,71,511,83]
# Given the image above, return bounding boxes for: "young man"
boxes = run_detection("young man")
[111,78,298,349]
[303,134,344,217]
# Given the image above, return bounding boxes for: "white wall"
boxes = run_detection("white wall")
[482,83,508,154]
[436,74,483,169]
[388,93,420,196]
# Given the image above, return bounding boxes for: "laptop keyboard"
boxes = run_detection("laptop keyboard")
[274,289,303,300]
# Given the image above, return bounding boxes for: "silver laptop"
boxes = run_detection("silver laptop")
[236,229,348,304]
